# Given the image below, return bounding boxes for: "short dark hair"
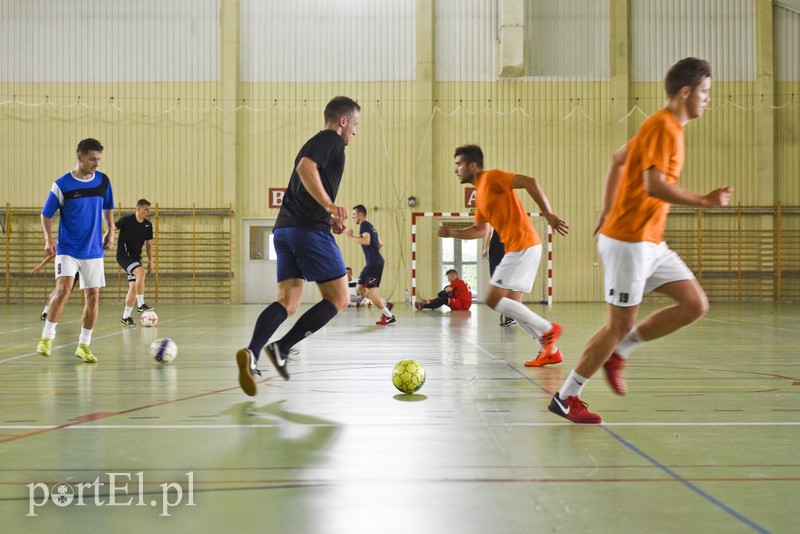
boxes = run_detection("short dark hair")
[324,96,360,124]
[446,269,458,276]
[136,199,151,207]
[454,145,484,168]
[77,138,104,154]
[353,204,367,216]
[664,58,712,97]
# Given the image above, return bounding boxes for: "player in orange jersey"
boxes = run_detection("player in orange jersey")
[549,58,732,424]
[440,145,568,365]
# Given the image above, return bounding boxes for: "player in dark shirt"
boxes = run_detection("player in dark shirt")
[236,96,360,396]
[344,204,396,325]
[115,199,154,326]
[482,227,515,327]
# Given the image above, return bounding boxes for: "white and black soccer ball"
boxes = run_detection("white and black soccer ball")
[150,338,177,364]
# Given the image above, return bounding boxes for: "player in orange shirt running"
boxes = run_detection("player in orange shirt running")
[440,145,569,364]
[549,57,732,424]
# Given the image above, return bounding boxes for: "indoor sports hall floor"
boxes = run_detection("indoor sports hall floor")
[0,301,797,533]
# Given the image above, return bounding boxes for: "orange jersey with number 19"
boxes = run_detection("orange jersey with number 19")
[600,108,685,244]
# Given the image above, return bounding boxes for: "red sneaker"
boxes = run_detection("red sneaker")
[376,315,397,325]
[540,323,562,356]
[548,393,602,424]
[603,353,627,396]
[524,348,563,367]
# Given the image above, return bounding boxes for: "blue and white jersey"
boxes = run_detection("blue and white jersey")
[41,171,114,259]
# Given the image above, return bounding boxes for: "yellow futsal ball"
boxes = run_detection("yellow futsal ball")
[392,359,426,394]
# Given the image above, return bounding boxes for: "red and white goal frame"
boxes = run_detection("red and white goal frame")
[410,211,553,306]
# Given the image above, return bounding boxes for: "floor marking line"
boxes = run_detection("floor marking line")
[0,371,268,445]
[0,314,198,364]
[0,421,799,430]
[703,316,800,334]
[600,425,770,534]
[466,336,772,534]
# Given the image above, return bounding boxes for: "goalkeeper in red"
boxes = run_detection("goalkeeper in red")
[415,269,472,311]
[440,144,569,365]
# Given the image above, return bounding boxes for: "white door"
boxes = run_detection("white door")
[242,221,317,304]
[440,235,480,301]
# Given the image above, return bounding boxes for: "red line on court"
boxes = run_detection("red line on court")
[0,379,273,445]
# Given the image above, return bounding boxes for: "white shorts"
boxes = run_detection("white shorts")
[490,245,542,293]
[55,255,106,289]
[598,234,694,307]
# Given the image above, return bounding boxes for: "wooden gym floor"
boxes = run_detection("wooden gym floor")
[0,301,797,533]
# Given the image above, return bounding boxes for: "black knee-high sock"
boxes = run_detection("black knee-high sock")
[248,302,288,357]
[424,295,447,309]
[276,299,339,352]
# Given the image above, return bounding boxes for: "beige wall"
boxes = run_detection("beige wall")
[2,0,798,303]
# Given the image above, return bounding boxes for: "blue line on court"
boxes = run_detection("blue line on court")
[598,425,770,534]
[507,363,771,534]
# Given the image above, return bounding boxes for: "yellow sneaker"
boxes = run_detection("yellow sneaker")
[75,343,98,363]
[36,337,53,357]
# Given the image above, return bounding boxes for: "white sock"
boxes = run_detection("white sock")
[42,305,49,314]
[381,307,393,318]
[493,297,551,339]
[136,295,145,307]
[79,328,93,345]
[615,326,643,358]
[559,370,589,399]
[123,306,134,319]
[42,320,57,339]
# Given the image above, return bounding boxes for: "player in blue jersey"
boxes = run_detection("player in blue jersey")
[36,138,115,363]
[235,96,360,395]
[344,204,395,325]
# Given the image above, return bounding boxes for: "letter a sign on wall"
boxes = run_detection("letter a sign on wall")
[465,187,476,208]
[269,188,286,208]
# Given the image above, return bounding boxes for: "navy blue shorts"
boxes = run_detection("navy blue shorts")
[357,262,385,288]
[274,227,347,283]
[117,255,144,282]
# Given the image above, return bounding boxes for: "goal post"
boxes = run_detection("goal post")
[410,211,553,306]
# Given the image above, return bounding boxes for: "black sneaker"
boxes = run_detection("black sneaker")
[40,311,47,321]
[264,342,290,380]
[500,316,516,327]
[236,348,261,396]
[120,317,137,327]
[386,301,394,312]
[137,303,151,313]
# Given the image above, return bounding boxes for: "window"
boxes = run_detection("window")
[249,227,276,260]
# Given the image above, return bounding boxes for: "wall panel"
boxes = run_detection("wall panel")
[631,0,755,81]
[2,0,799,303]
[241,0,415,82]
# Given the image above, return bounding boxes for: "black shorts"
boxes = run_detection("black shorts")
[117,255,144,282]
[488,232,505,276]
[357,263,385,289]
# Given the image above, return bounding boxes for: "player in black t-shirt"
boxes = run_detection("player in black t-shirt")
[236,96,360,396]
[114,199,154,326]
[344,204,396,325]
